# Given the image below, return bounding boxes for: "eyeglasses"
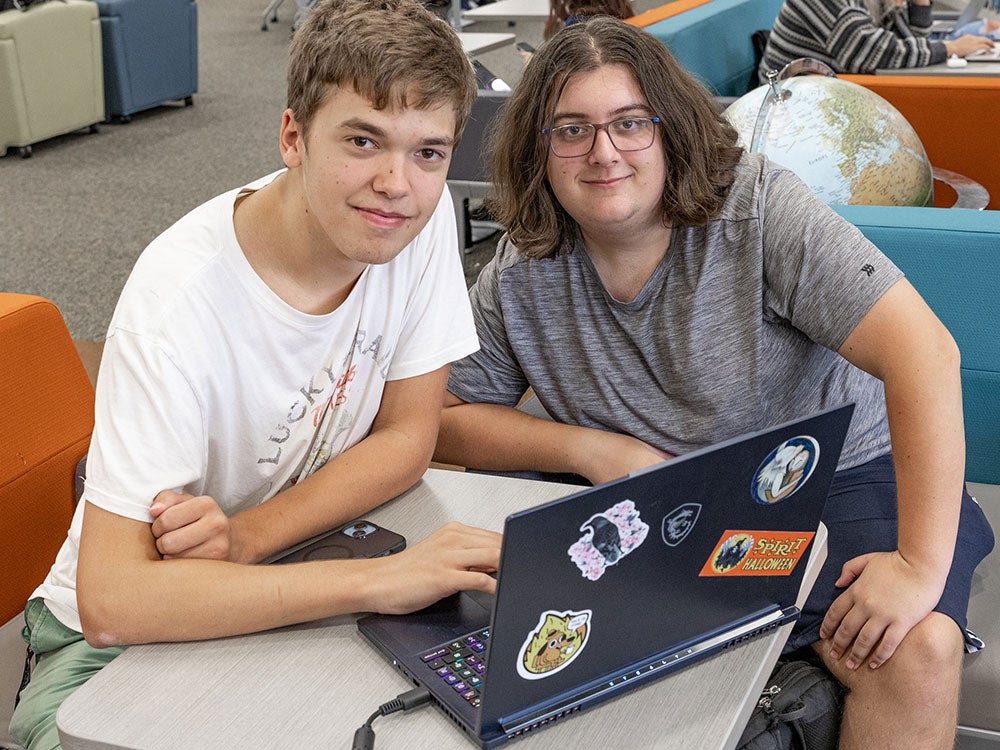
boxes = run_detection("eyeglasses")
[542,117,661,158]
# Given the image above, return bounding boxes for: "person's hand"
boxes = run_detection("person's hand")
[369,522,502,615]
[150,489,239,561]
[944,34,995,58]
[819,550,945,670]
[577,431,674,486]
[984,19,1000,34]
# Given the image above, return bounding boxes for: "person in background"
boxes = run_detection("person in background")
[435,17,994,749]
[761,0,995,78]
[948,16,1000,39]
[544,0,634,38]
[8,1,501,748]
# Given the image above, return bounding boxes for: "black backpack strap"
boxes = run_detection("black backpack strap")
[14,644,35,708]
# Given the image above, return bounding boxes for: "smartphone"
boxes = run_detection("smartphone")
[516,41,535,53]
[265,520,406,565]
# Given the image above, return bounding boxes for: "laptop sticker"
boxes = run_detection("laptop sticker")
[751,436,820,505]
[568,500,649,580]
[700,530,815,576]
[661,503,701,547]
[517,609,592,680]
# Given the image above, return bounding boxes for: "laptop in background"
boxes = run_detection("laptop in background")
[358,404,854,748]
[965,42,1000,59]
[931,0,986,34]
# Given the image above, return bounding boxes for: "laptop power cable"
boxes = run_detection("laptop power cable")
[352,686,432,750]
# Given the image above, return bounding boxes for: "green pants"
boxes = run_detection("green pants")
[9,599,125,750]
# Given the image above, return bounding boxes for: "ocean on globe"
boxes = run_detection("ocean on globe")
[723,75,933,207]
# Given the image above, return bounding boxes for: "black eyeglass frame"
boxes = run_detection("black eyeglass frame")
[541,116,662,158]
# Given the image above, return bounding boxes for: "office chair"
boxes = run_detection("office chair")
[447,87,510,255]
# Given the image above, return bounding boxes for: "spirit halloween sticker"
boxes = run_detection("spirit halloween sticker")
[516,609,592,680]
[700,530,814,577]
[568,500,649,581]
[751,436,819,505]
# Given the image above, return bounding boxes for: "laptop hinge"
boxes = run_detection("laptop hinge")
[499,606,799,736]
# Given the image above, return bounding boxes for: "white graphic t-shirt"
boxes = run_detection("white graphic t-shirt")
[34,171,479,631]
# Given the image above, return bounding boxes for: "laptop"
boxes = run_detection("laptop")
[358,404,855,748]
[966,42,1000,60]
[931,0,986,34]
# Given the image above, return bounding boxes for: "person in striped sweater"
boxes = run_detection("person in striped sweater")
[760,0,995,79]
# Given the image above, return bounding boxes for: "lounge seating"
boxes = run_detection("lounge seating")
[0,0,104,157]
[833,204,1000,748]
[0,294,94,750]
[94,0,198,122]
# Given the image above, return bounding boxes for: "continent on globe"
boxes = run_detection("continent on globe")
[723,75,933,207]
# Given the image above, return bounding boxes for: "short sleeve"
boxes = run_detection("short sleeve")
[760,167,903,350]
[447,237,530,406]
[84,328,206,522]
[384,188,480,381]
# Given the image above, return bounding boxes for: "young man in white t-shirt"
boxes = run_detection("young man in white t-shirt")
[9,1,496,747]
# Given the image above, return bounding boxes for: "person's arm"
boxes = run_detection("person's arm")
[77,366,502,646]
[149,366,451,563]
[826,2,946,71]
[435,392,671,486]
[819,277,963,670]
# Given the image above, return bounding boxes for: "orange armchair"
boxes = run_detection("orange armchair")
[0,294,94,749]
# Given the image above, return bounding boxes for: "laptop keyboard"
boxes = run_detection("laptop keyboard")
[420,628,490,708]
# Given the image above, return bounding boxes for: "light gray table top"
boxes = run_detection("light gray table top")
[459,32,517,55]
[57,468,826,750]
[875,60,1000,76]
[463,0,549,23]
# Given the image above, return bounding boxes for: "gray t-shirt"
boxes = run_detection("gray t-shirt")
[448,154,903,470]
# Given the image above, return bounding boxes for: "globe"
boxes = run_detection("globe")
[723,74,933,207]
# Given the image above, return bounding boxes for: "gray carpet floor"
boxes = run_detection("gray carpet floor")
[0,0,659,341]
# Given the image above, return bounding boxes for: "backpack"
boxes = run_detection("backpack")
[737,660,844,750]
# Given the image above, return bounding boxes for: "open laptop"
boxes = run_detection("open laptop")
[931,0,986,34]
[965,42,1000,60]
[358,404,854,748]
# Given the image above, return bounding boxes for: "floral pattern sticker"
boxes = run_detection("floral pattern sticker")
[568,500,649,581]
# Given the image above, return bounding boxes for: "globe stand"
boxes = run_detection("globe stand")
[932,167,990,210]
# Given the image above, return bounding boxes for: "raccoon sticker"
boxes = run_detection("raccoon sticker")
[516,609,592,680]
[568,500,649,581]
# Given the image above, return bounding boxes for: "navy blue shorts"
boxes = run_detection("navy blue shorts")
[785,453,995,653]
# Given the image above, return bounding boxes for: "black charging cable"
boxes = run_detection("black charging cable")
[352,687,432,750]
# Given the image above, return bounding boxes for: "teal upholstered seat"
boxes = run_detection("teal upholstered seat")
[833,204,1000,748]
[642,0,783,98]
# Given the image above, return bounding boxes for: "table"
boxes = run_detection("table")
[57,468,826,750]
[459,31,517,55]
[463,0,549,24]
[875,61,1000,76]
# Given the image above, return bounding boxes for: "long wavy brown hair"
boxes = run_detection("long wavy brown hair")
[487,16,744,259]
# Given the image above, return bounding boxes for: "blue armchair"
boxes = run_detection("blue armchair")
[94,0,198,122]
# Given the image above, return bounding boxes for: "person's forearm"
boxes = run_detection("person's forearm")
[435,402,597,478]
[228,423,433,564]
[882,334,964,584]
[77,503,388,646]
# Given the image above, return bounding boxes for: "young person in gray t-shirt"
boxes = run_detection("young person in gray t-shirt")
[435,16,994,750]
